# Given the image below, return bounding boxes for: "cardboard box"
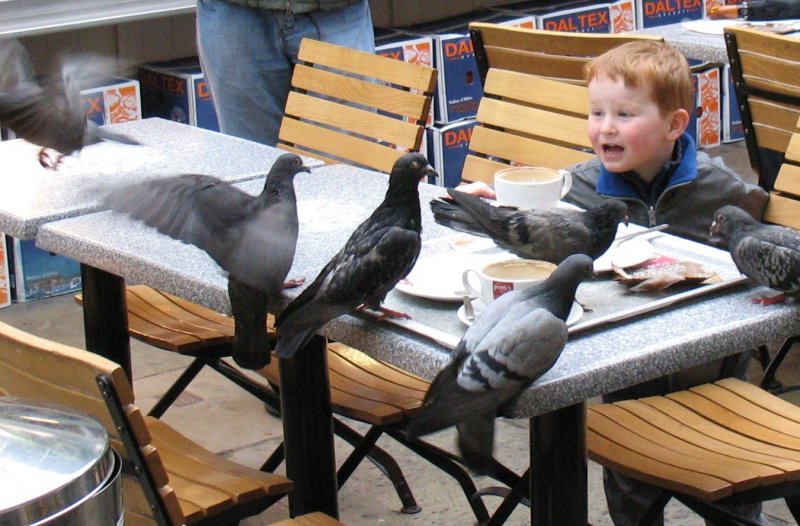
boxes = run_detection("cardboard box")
[636,0,704,29]
[80,77,142,125]
[0,235,10,309]
[6,236,82,302]
[722,63,744,143]
[138,57,219,131]
[427,119,477,187]
[536,3,613,32]
[402,11,537,124]
[687,65,722,149]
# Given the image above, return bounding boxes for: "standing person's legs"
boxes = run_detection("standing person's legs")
[197,0,289,145]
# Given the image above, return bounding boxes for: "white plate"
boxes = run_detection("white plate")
[457,299,584,327]
[593,237,655,273]
[396,253,501,302]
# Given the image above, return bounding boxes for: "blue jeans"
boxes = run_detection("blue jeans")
[196,0,374,146]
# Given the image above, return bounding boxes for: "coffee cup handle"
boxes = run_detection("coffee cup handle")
[559,170,573,198]
[462,269,482,299]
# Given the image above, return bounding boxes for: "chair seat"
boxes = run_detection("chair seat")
[259,342,430,426]
[146,416,293,524]
[587,378,800,503]
[270,512,346,525]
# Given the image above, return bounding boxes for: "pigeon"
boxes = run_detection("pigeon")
[274,152,437,360]
[106,153,310,368]
[407,253,593,472]
[0,39,139,168]
[709,205,800,305]
[430,189,628,263]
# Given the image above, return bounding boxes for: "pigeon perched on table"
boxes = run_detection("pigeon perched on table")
[430,189,628,263]
[275,152,437,360]
[106,153,310,368]
[709,205,800,305]
[407,254,593,472]
[0,39,139,168]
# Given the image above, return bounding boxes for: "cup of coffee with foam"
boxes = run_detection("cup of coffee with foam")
[494,166,572,210]
[462,258,557,303]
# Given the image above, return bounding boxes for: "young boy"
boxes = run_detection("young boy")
[459,41,768,524]
[573,41,767,526]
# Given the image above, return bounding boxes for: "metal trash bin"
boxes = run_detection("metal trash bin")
[0,397,123,526]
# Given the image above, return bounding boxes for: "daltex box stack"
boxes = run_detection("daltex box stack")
[6,236,82,302]
[138,57,219,131]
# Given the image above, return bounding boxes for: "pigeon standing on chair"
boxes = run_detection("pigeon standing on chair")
[407,254,593,472]
[275,152,437,360]
[710,205,800,305]
[106,153,310,369]
[0,38,140,168]
[430,189,628,263]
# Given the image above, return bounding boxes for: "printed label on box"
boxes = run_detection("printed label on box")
[610,0,637,32]
[81,78,142,125]
[687,66,721,149]
[427,120,477,187]
[636,0,704,28]
[377,35,436,126]
[537,4,613,33]
[722,64,744,143]
[6,237,82,302]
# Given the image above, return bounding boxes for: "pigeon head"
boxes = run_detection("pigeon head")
[261,153,309,193]
[529,253,594,321]
[709,205,757,248]
[586,199,629,258]
[390,152,438,187]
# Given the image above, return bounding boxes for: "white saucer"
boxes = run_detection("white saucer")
[457,299,584,328]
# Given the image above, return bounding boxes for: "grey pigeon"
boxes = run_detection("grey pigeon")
[430,189,628,263]
[0,39,139,168]
[275,152,437,359]
[710,205,800,304]
[407,254,593,472]
[106,153,310,368]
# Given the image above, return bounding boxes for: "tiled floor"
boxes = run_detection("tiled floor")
[3,141,799,525]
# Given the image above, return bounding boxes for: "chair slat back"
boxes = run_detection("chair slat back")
[462,68,593,185]
[278,38,437,174]
[725,25,800,190]
[469,22,663,84]
[763,128,800,229]
[0,321,184,526]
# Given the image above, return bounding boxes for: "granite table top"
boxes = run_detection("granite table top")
[37,163,800,418]
[0,117,323,240]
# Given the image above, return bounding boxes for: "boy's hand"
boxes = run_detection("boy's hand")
[456,181,496,200]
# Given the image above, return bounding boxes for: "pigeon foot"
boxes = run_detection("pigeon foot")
[752,292,786,306]
[282,277,305,289]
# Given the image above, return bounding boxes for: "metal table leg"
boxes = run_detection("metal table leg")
[531,402,588,526]
[279,334,338,518]
[80,264,131,380]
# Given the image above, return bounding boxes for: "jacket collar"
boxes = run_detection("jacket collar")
[596,133,698,198]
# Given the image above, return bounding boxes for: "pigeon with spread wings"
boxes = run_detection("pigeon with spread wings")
[275,152,437,360]
[0,38,139,168]
[106,153,309,368]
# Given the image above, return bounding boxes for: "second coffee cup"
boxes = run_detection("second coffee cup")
[462,258,557,303]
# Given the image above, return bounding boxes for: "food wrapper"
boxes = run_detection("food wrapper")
[613,254,723,292]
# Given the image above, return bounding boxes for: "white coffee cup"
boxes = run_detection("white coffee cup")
[462,258,557,303]
[494,166,573,210]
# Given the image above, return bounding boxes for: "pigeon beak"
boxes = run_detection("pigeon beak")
[422,166,439,184]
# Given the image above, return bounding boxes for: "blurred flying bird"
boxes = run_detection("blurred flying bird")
[106,153,310,368]
[0,38,139,168]
[407,254,593,472]
[275,152,437,359]
[430,189,628,263]
[710,205,800,305]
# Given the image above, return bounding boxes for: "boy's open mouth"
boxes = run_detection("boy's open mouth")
[603,144,624,154]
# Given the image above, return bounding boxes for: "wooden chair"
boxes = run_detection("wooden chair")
[0,319,296,526]
[725,25,800,191]
[277,37,437,174]
[72,39,439,514]
[587,378,800,525]
[461,67,594,186]
[468,22,663,86]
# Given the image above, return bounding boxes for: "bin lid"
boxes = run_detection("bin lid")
[0,397,114,526]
